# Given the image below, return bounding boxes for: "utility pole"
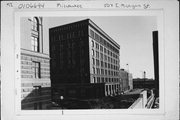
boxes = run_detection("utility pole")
[143,71,146,89]
[126,64,129,90]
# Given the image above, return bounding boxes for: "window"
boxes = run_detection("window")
[97,68,100,74]
[96,51,99,58]
[105,85,108,92]
[96,43,99,50]
[105,70,107,75]
[92,40,94,47]
[105,62,107,68]
[108,57,110,62]
[31,17,39,31]
[108,63,110,68]
[31,17,40,52]
[101,61,104,67]
[32,61,41,79]
[95,33,99,41]
[97,77,100,83]
[96,59,99,66]
[90,29,94,38]
[104,48,106,53]
[104,55,107,61]
[105,78,108,82]
[93,77,96,83]
[100,37,103,44]
[92,58,95,65]
[101,69,104,75]
[108,70,111,75]
[100,45,103,52]
[101,77,105,83]
[92,49,94,56]
[100,53,103,60]
[31,36,39,52]
[93,67,95,74]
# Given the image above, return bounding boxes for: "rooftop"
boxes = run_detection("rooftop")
[50,19,120,49]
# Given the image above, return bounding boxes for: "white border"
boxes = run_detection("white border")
[1,1,179,120]
[15,10,164,115]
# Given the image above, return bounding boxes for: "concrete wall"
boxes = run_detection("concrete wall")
[129,90,147,109]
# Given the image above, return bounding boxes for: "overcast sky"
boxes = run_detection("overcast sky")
[43,16,157,79]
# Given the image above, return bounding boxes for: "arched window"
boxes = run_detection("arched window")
[31,17,40,52]
[32,17,39,31]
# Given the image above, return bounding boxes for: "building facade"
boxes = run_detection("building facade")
[20,17,51,109]
[49,19,121,99]
[133,78,155,89]
[128,73,133,90]
[119,69,132,92]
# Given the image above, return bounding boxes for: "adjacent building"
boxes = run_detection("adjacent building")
[119,69,133,92]
[133,78,155,89]
[20,17,51,109]
[128,73,133,90]
[49,19,121,99]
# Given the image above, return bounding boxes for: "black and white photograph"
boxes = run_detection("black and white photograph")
[1,1,179,120]
[20,16,159,110]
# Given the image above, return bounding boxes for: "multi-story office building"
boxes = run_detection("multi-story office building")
[20,17,51,109]
[49,19,121,99]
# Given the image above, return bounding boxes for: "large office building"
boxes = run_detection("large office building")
[20,17,51,109]
[49,19,121,99]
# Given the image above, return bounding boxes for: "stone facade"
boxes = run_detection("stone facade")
[21,17,51,110]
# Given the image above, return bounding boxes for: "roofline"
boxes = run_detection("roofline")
[49,19,89,31]
[87,19,120,49]
[49,18,120,49]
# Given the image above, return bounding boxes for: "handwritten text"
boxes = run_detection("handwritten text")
[104,3,150,9]
[57,3,82,8]
[18,3,45,9]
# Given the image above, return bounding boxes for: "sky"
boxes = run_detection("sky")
[43,16,157,79]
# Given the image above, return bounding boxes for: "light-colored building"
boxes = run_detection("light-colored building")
[119,69,133,92]
[128,73,133,90]
[20,17,51,109]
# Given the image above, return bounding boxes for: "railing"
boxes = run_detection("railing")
[128,90,147,109]
[145,94,155,108]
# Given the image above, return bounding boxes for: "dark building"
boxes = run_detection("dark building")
[133,78,155,89]
[49,19,121,99]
